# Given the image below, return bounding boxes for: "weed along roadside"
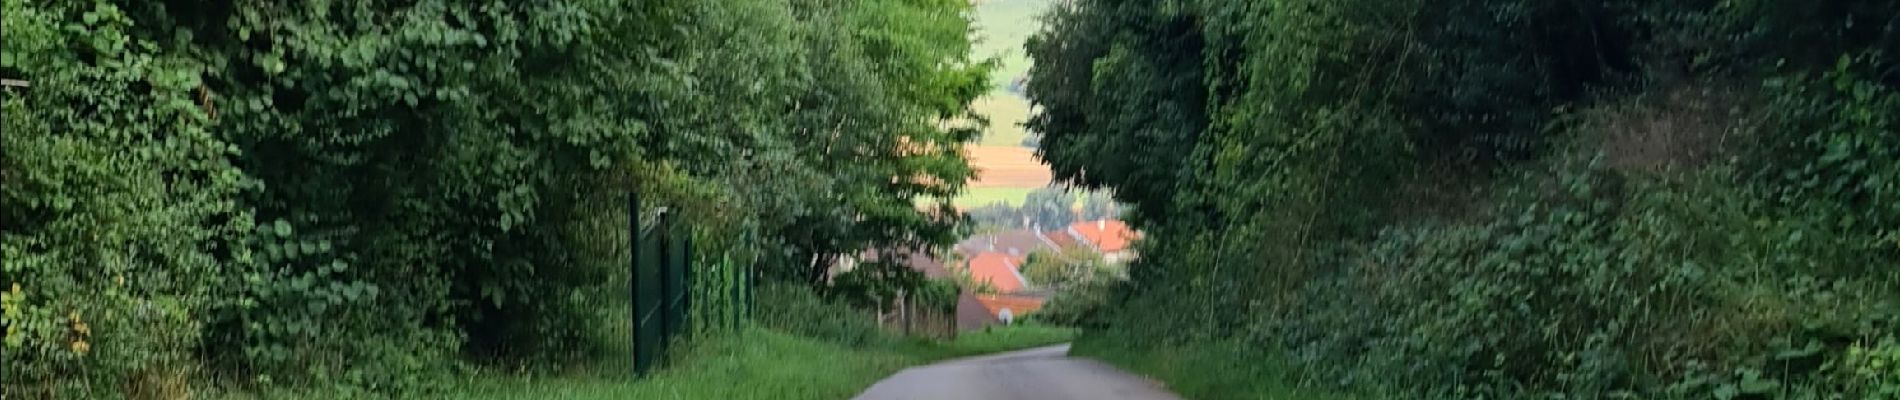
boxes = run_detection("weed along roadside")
[453,285,1075,400]
[453,327,1074,400]
[1069,337,1362,400]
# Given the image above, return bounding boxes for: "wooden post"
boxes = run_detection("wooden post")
[902,290,913,336]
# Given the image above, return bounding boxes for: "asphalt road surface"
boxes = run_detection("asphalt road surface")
[853,344,1182,400]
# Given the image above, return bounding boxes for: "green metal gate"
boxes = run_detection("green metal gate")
[630,193,673,375]
[627,192,754,377]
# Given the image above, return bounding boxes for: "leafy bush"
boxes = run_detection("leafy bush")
[2,0,987,396]
[1034,276,1123,329]
[1025,247,1123,328]
[754,283,890,348]
[763,269,960,345]
[1025,0,1900,398]
[1261,154,1897,398]
[1020,247,1107,290]
[1072,335,1359,400]
[912,279,961,315]
[1748,58,1900,258]
[1846,338,1900,398]
[829,258,931,313]
[2,1,245,395]
[967,203,1026,230]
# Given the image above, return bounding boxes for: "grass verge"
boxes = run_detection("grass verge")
[891,324,1074,360]
[454,324,1074,400]
[1070,335,1363,400]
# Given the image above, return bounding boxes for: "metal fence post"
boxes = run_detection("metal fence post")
[681,227,692,336]
[629,192,646,375]
[632,197,665,376]
[662,214,685,347]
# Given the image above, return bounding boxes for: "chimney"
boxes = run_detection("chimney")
[987,235,995,251]
[1098,219,1106,230]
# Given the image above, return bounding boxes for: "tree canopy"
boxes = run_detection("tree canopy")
[1,0,987,395]
[1028,0,1899,398]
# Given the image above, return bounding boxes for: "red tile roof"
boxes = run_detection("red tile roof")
[1044,229,1079,248]
[975,294,1046,320]
[966,252,1027,292]
[957,292,997,330]
[1068,219,1137,253]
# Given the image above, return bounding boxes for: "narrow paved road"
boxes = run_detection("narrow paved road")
[853,344,1181,400]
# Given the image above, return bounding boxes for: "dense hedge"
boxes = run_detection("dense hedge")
[1028,0,1899,398]
[2,0,985,396]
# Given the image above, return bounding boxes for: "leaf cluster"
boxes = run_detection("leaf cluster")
[1024,0,1900,398]
[1,0,988,395]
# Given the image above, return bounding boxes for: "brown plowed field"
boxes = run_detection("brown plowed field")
[966,145,1050,188]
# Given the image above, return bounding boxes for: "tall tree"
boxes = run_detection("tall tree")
[1022,186,1076,230]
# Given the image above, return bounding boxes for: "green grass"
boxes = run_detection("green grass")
[952,187,1036,208]
[454,324,1075,400]
[1071,335,1364,400]
[894,324,1075,359]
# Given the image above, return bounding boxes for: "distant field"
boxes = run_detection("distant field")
[973,94,1034,146]
[952,0,1054,212]
[969,0,1051,151]
[967,145,1049,187]
[972,0,1054,88]
[953,187,1036,209]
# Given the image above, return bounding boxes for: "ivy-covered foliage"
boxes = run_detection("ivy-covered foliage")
[1028,0,1899,398]
[2,0,986,396]
[3,1,247,395]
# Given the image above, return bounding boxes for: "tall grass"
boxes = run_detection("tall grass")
[452,283,1075,400]
[1071,336,1363,400]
